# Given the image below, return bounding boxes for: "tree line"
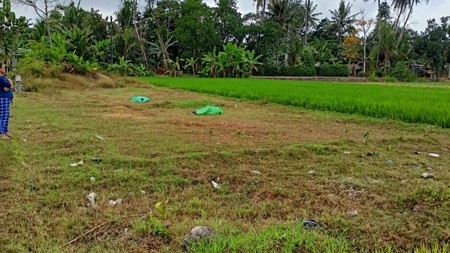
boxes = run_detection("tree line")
[0,0,449,80]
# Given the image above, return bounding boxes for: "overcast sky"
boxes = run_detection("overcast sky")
[12,0,450,32]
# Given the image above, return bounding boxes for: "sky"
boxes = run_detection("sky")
[12,0,450,32]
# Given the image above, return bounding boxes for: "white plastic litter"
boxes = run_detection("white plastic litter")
[70,160,84,167]
[109,198,123,206]
[346,210,358,217]
[95,134,105,141]
[307,170,316,175]
[421,172,434,179]
[428,153,440,158]
[89,177,96,182]
[250,170,261,175]
[211,181,220,189]
[86,192,97,208]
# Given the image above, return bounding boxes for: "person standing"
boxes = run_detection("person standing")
[0,63,14,140]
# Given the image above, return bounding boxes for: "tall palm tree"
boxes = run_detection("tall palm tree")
[254,0,269,18]
[363,0,382,67]
[330,0,358,42]
[370,21,397,66]
[303,0,321,46]
[392,0,429,46]
[267,0,302,65]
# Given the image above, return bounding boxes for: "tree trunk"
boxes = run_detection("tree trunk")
[133,21,148,67]
[448,63,450,78]
[158,33,169,70]
[304,3,308,47]
[363,39,367,74]
[376,0,381,68]
[394,5,404,28]
[261,0,266,19]
[132,0,148,67]
[110,16,114,64]
[396,6,413,48]
[45,0,52,47]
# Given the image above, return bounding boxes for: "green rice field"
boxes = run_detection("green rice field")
[140,77,450,128]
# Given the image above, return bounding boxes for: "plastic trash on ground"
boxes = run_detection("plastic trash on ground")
[86,192,97,208]
[192,105,224,115]
[91,157,102,163]
[109,198,123,206]
[130,96,150,103]
[301,219,319,228]
[211,181,220,189]
[421,172,434,179]
[70,160,84,167]
[95,134,105,141]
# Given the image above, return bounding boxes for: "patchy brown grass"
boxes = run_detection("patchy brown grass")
[0,75,449,252]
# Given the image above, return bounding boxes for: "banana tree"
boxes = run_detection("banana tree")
[183,57,198,77]
[243,50,263,76]
[201,47,218,77]
[164,57,182,77]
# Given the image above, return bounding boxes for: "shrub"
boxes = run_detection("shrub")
[383,75,397,82]
[406,71,417,82]
[279,66,316,76]
[392,62,416,82]
[132,216,169,237]
[15,58,63,78]
[368,72,379,82]
[317,64,350,77]
[255,65,280,76]
[65,53,99,75]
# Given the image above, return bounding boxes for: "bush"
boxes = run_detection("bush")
[317,64,350,77]
[15,58,63,78]
[383,75,397,82]
[255,65,315,76]
[280,66,316,76]
[255,65,280,76]
[406,71,417,82]
[65,53,99,75]
[392,62,416,82]
[368,72,379,82]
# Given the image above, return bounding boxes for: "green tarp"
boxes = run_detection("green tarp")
[130,96,150,103]
[193,105,224,115]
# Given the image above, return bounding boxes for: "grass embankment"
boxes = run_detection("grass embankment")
[139,77,450,128]
[0,75,449,252]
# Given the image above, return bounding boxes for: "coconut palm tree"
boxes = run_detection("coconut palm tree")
[254,0,269,18]
[371,21,397,67]
[267,0,303,65]
[303,0,321,46]
[392,0,429,46]
[363,0,383,67]
[329,0,358,42]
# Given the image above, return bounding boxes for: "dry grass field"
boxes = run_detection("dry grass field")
[0,75,448,252]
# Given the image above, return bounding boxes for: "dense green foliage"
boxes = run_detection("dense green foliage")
[141,77,450,128]
[1,0,448,79]
[317,64,351,77]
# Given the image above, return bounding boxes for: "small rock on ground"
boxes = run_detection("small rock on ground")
[183,226,214,248]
